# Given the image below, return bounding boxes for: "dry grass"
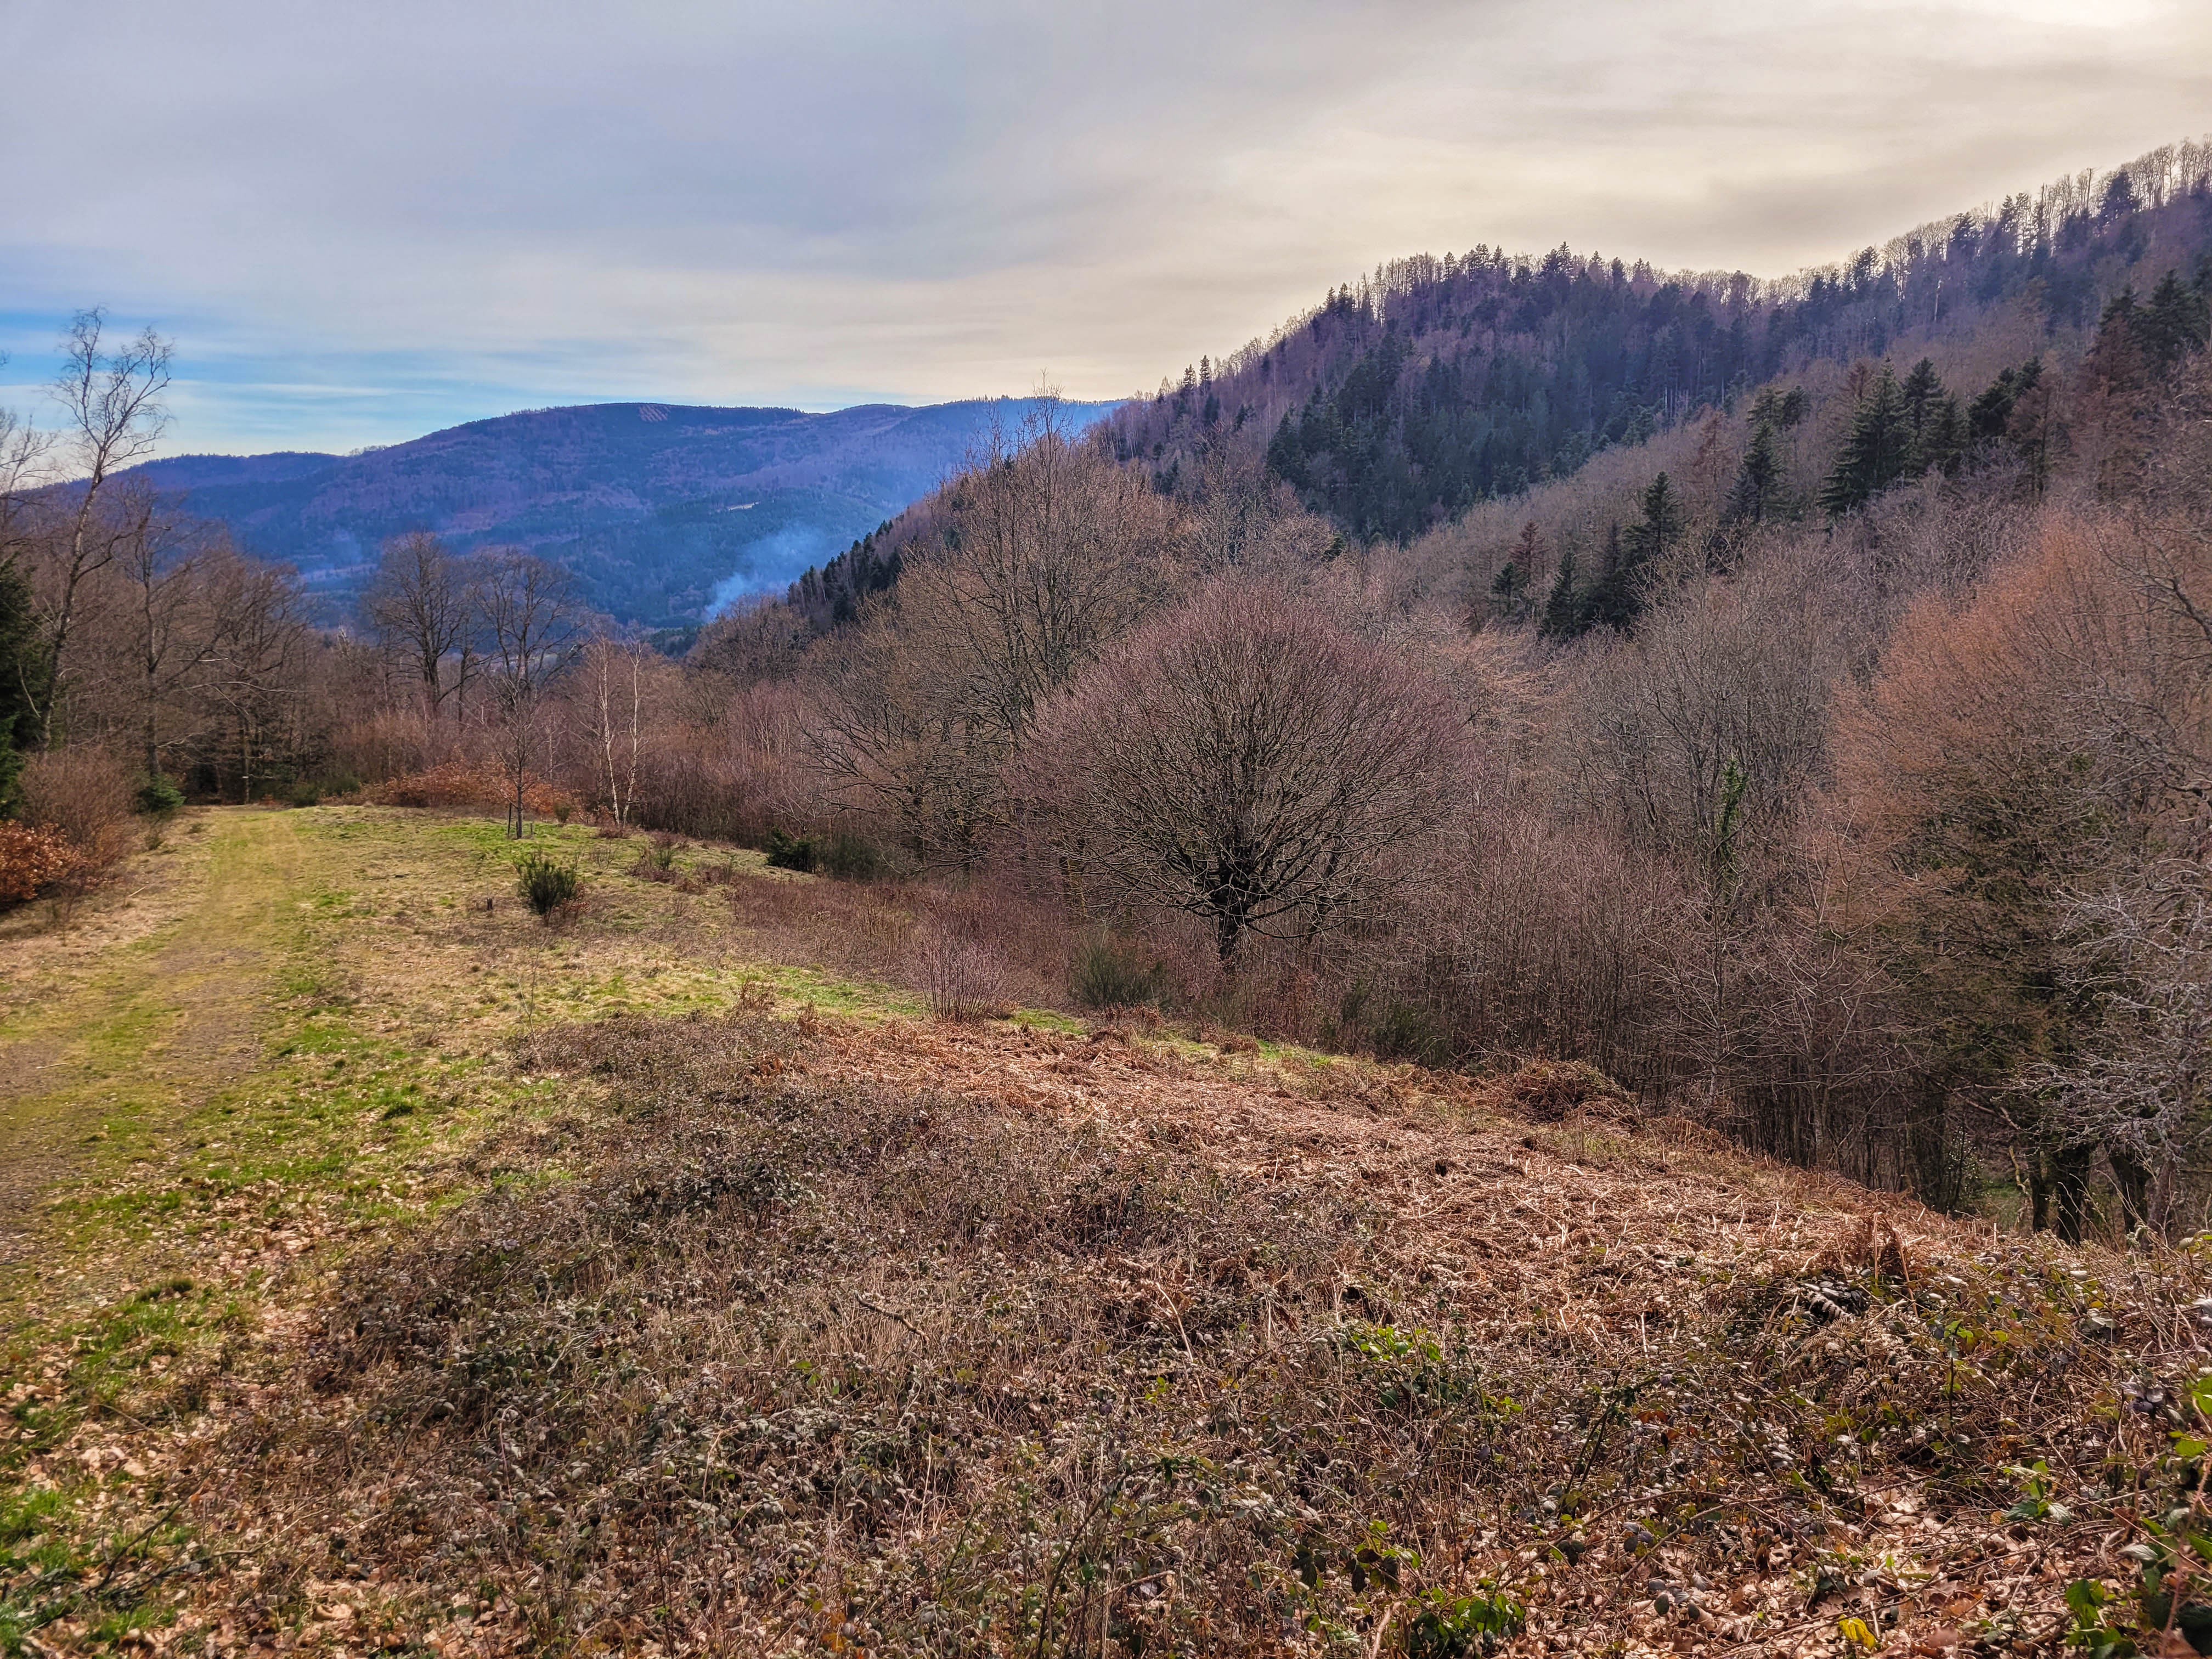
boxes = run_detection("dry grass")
[9,808,2212,1657]
[116,1011,2212,1657]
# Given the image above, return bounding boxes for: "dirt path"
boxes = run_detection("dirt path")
[0,810,303,1274]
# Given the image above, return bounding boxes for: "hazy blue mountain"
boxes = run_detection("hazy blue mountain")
[129,397,1119,625]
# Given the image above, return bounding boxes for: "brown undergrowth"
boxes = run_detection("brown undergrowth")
[97,1014,2212,1657]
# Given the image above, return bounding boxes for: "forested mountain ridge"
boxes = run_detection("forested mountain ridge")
[765,138,2212,644]
[115,396,1118,627]
[1110,138,2212,544]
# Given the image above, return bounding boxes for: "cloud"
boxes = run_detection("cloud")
[2,0,2206,452]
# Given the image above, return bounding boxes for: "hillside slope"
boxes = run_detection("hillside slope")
[0,808,2203,1656]
[1109,139,2212,544]
[127,396,1119,627]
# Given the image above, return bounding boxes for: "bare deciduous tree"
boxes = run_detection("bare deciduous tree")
[362,532,477,727]
[579,634,650,825]
[810,402,1182,864]
[1026,580,1464,964]
[29,311,171,746]
[478,550,580,836]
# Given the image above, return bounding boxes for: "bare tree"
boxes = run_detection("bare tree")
[362,531,476,725]
[2022,861,2212,1238]
[29,311,171,746]
[110,492,224,778]
[1025,580,1464,964]
[204,551,309,802]
[478,550,580,836]
[579,634,649,825]
[809,402,1182,864]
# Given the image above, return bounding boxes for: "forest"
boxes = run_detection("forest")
[8,138,2212,1249]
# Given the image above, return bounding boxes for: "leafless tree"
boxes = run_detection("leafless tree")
[362,532,477,726]
[478,550,580,836]
[204,551,309,802]
[1025,580,1464,964]
[579,634,649,825]
[111,496,227,778]
[29,311,171,746]
[809,402,1182,864]
[2022,862,2212,1237]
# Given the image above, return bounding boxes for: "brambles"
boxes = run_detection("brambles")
[1404,1585,1526,1657]
[514,847,580,918]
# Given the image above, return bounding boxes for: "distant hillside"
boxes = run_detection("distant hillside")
[127,397,1119,626]
[1110,137,2212,543]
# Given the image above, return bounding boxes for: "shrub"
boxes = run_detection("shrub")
[0,823,79,910]
[819,829,887,882]
[288,780,321,808]
[763,827,819,873]
[1072,934,1170,1009]
[916,926,1014,1022]
[631,841,679,881]
[21,747,134,866]
[515,849,582,919]
[134,774,185,817]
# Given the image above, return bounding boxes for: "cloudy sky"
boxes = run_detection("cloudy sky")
[3,0,2208,455]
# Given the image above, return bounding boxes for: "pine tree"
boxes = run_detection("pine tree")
[1538,548,1582,640]
[1819,364,1914,514]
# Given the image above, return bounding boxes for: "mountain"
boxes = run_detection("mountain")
[129,397,1120,626]
[1105,138,2212,543]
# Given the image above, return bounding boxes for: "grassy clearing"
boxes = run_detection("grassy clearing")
[0,807,964,1651]
[3,807,2210,1656]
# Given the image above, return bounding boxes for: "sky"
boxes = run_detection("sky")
[3,0,2209,456]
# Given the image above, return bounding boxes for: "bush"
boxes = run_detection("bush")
[1071,934,1170,1009]
[631,840,679,881]
[134,774,185,817]
[21,747,134,864]
[763,827,819,873]
[819,829,887,882]
[916,926,1014,1022]
[1327,981,1451,1066]
[0,823,80,910]
[288,780,322,808]
[515,849,582,919]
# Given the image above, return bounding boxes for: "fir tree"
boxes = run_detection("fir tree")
[1538,548,1582,641]
[2140,269,2211,380]
[1900,358,1944,433]
[1489,560,1529,622]
[1582,522,1641,633]
[1819,364,1914,514]
[1724,422,1783,524]
[1622,472,1683,565]
[1916,393,1967,475]
[2086,289,2145,397]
